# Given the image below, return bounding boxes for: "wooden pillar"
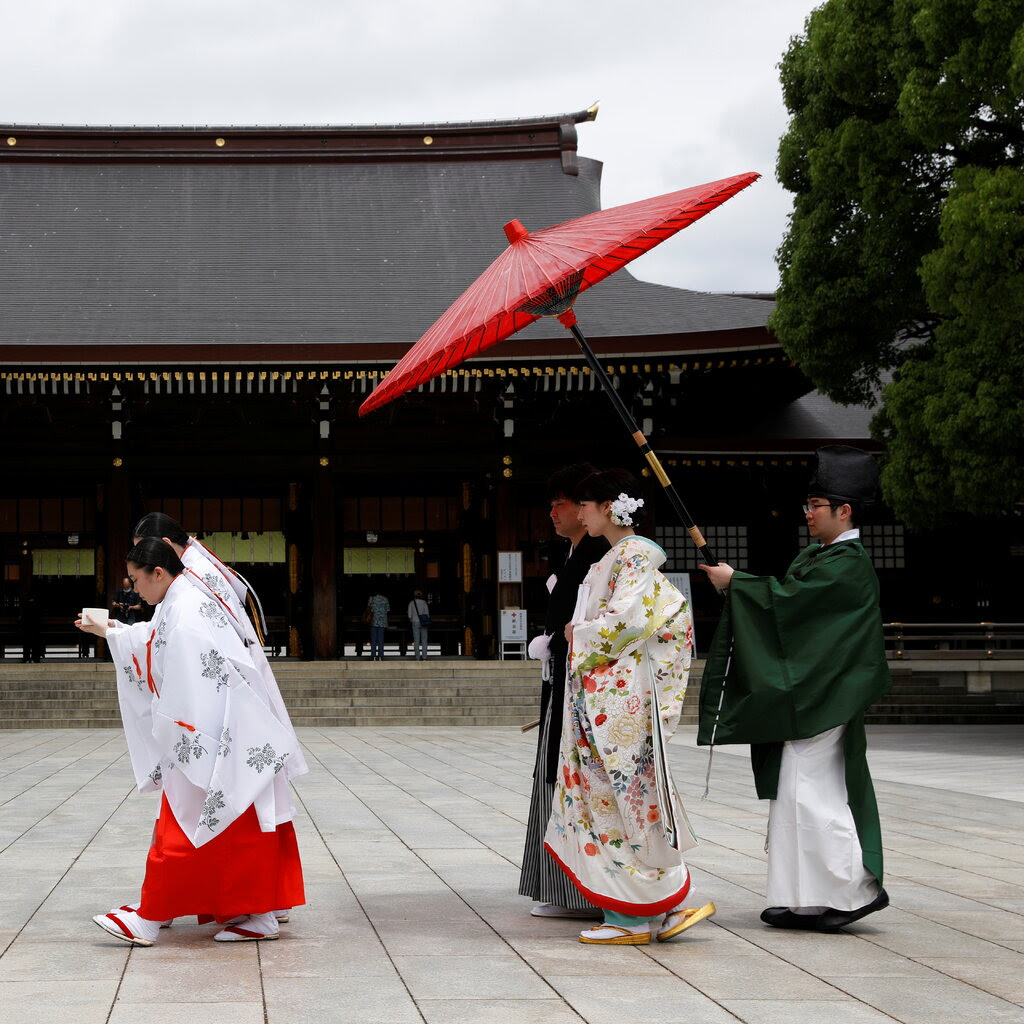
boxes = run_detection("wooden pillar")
[495,477,520,608]
[312,465,337,659]
[105,467,131,603]
[94,467,130,660]
[495,479,517,551]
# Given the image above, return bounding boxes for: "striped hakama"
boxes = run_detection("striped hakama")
[518,700,595,911]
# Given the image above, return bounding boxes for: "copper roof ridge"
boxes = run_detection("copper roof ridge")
[1,104,599,135]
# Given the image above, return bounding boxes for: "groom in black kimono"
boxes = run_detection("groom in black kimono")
[519,463,608,917]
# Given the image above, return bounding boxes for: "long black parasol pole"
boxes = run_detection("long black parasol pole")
[556,309,719,567]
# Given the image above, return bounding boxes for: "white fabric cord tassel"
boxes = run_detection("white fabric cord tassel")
[701,646,732,801]
[647,656,678,850]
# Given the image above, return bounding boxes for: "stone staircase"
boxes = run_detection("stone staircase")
[273,660,543,727]
[0,661,123,728]
[866,666,1024,725]
[0,659,1021,728]
[0,659,550,729]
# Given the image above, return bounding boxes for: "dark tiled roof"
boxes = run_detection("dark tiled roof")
[755,388,878,441]
[0,125,772,357]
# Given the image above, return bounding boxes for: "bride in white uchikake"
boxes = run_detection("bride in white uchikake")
[542,467,715,945]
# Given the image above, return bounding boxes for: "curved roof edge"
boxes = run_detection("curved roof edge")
[0,104,598,167]
[0,103,599,135]
[0,105,598,169]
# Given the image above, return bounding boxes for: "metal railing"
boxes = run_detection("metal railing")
[884,622,1024,660]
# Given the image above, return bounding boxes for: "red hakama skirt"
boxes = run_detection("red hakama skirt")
[138,795,305,922]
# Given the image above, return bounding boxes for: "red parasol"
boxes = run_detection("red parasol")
[359,171,760,564]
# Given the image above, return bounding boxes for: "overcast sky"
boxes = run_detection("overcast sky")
[3,0,821,292]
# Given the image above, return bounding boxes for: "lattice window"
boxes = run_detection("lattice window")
[799,524,906,569]
[859,525,906,569]
[655,525,749,571]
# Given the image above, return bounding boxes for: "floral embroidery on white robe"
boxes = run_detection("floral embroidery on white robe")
[180,540,309,783]
[106,575,303,847]
[544,536,695,915]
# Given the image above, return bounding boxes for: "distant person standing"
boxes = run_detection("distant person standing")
[113,577,142,625]
[367,590,390,660]
[19,592,43,663]
[520,463,607,920]
[407,590,430,660]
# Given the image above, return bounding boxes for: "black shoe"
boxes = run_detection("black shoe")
[816,889,889,932]
[759,908,824,929]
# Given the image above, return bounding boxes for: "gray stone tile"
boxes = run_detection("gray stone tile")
[979,898,1024,915]
[894,872,1024,900]
[655,951,849,1000]
[735,936,931,979]
[109,1002,264,1023]
[914,956,1024,1003]
[719,999,898,1023]
[377,923,512,958]
[507,937,669,976]
[259,936,398,979]
[0,938,128,981]
[418,998,589,1023]
[548,973,739,1023]
[391,953,553,1000]
[905,908,1024,941]
[116,951,264,1001]
[861,911,1017,958]
[262,973,422,1023]
[0,979,118,1024]
[823,972,1024,1023]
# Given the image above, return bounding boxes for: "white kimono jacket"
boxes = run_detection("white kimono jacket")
[107,574,302,848]
[180,539,308,779]
[544,536,696,915]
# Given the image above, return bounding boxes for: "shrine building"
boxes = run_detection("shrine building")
[0,107,1008,658]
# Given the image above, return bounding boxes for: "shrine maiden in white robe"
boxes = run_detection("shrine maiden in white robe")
[544,536,696,916]
[106,574,304,846]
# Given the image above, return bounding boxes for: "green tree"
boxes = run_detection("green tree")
[772,0,1024,527]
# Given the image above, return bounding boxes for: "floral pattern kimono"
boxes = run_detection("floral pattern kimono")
[106,575,302,847]
[543,535,695,916]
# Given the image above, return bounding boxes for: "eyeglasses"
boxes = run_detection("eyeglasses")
[802,502,837,514]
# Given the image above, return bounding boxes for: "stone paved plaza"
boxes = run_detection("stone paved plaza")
[1,723,1022,1024]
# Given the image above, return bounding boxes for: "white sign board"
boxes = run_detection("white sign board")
[665,573,696,651]
[500,608,528,641]
[498,551,523,583]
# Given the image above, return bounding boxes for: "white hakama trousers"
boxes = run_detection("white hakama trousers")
[766,725,880,912]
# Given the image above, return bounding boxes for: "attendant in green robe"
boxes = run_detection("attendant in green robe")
[698,446,891,932]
